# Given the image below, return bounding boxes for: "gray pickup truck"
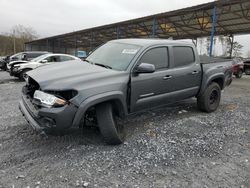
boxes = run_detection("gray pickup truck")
[19,39,233,145]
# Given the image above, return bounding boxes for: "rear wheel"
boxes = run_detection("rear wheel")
[197,82,221,113]
[235,70,243,78]
[96,103,125,145]
[245,68,250,75]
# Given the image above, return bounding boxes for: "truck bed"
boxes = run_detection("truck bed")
[200,55,232,64]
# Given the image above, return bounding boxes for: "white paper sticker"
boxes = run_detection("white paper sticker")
[122,49,138,54]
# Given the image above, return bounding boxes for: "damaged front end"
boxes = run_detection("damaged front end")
[19,76,78,134]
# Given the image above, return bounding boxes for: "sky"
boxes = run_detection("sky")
[0,0,249,57]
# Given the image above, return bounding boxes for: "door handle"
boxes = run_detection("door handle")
[191,71,199,75]
[163,75,172,80]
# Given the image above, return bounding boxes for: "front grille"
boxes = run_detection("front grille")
[22,95,39,117]
[24,77,40,98]
[22,76,41,110]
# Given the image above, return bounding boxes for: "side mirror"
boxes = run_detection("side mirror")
[41,59,48,63]
[135,63,155,74]
[21,54,27,60]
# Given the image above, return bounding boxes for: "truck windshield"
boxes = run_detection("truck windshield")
[86,42,141,71]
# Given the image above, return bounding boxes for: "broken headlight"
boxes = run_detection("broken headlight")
[33,90,67,108]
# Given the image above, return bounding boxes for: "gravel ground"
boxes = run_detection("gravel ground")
[0,70,249,188]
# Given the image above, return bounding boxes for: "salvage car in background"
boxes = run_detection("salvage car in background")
[4,51,49,71]
[244,59,250,75]
[0,56,9,70]
[10,53,80,80]
[232,58,244,78]
[20,39,233,145]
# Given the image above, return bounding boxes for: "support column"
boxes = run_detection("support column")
[75,36,78,56]
[229,35,234,58]
[117,26,120,39]
[209,6,217,57]
[90,31,93,51]
[152,18,156,38]
[52,40,55,53]
[192,38,198,46]
[46,40,49,52]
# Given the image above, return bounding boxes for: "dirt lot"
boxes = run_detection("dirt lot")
[0,70,249,188]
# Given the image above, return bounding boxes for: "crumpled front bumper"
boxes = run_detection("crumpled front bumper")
[19,94,78,133]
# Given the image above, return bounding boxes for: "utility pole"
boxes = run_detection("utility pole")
[13,29,16,54]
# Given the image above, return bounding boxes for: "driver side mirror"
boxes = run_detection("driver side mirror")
[134,63,155,74]
[21,54,27,60]
[41,59,48,63]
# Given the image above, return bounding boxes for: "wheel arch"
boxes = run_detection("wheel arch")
[72,91,128,127]
[198,74,224,97]
[210,77,224,89]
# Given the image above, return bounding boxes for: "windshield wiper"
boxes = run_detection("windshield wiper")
[94,63,112,69]
[85,59,112,69]
[84,59,93,64]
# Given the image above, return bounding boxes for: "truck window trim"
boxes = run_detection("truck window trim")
[135,46,170,72]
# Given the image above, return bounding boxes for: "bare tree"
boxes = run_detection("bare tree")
[0,25,38,55]
[232,42,243,58]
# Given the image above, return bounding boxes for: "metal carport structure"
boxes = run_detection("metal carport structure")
[25,0,250,57]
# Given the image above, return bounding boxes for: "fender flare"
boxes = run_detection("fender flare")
[72,91,128,127]
[198,73,225,97]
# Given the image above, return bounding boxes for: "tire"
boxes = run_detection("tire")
[197,82,221,113]
[96,103,125,145]
[19,69,31,81]
[245,68,250,75]
[235,70,243,78]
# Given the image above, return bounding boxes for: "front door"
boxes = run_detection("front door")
[130,46,172,112]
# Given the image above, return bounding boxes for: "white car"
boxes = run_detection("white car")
[10,53,81,80]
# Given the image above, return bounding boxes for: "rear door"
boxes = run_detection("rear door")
[167,46,202,98]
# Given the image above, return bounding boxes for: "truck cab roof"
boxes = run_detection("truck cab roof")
[109,38,194,47]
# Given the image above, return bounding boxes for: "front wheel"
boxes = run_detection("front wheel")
[96,103,125,145]
[245,68,250,75]
[197,82,221,113]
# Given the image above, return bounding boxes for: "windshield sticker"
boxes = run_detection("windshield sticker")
[122,49,138,54]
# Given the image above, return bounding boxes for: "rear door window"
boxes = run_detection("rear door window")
[173,46,195,67]
[46,56,60,62]
[60,56,75,62]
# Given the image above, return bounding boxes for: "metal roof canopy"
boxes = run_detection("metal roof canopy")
[25,0,250,56]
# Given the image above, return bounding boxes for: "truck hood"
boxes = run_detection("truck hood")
[27,60,129,91]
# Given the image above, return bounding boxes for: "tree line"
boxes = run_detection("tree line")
[0,25,38,56]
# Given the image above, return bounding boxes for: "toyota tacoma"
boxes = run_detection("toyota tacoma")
[19,39,233,145]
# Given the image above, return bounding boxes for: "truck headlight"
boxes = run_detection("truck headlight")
[34,90,67,107]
